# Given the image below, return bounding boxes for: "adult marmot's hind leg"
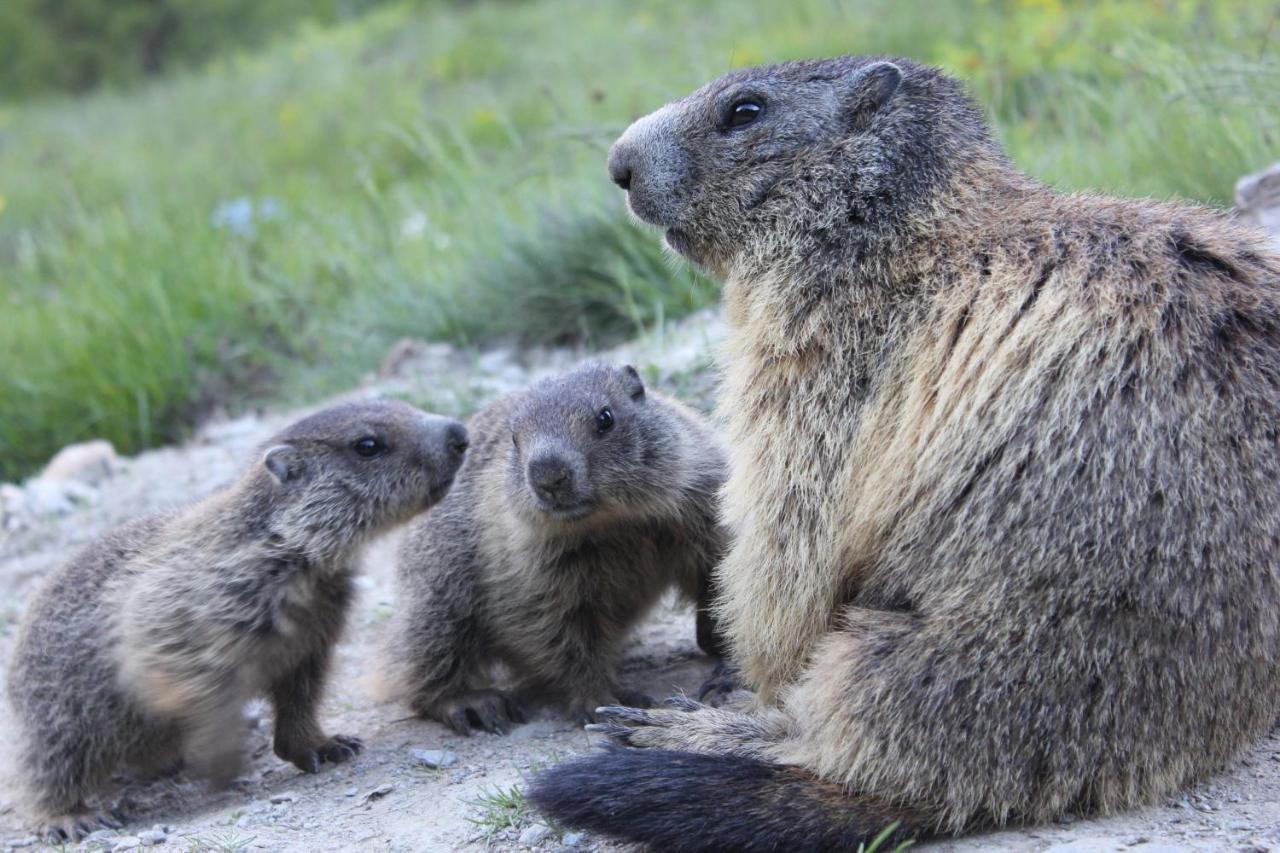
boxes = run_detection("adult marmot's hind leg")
[589,693,792,760]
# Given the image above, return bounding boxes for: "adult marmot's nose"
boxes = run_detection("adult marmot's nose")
[607,145,633,191]
[528,454,575,502]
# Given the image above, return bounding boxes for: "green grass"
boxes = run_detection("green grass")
[2,0,1278,479]
[467,783,531,843]
[182,830,255,853]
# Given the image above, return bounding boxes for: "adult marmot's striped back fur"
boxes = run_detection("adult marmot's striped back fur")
[529,56,1280,851]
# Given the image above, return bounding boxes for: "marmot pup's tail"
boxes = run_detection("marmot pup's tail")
[527,748,931,853]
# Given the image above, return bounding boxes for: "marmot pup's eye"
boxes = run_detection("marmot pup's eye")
[595,407,615,434]
[727,100,763,128]
[352,436,386,458]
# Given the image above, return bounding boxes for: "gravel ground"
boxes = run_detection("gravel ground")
[2,312,1278,851]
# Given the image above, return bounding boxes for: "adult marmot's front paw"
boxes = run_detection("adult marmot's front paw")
[276,733,363,773]
[567,688,654,726]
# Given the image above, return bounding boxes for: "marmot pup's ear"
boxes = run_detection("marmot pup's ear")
[843,60,903,117]
[264,445,303,484]
[622,364,646,401]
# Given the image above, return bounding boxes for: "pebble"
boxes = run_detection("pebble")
[138,828,167,845]
[344,787,359,797]
[6,839,38,850]
[270,791,298,804]
[411,748,458,769]
[562,831,587,847]
[363,783,395,801]
[518,823,554,847]
[112,837,142,851]
[1041,838,1125,853]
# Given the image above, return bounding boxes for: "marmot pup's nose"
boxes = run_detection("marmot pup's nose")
[607,146,633,191]
[528,455,574,501]
[445,422,469,459]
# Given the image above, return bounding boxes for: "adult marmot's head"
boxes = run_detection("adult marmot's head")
[607,56,998,277]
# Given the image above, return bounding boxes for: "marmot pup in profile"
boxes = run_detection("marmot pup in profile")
[529,57,1280,851]
[382,362,727,733]
[8,400,468,842]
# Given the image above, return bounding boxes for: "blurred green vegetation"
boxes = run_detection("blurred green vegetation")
[1,0,1277,481]
[0,0,398,96]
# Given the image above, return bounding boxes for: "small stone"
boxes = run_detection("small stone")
[85,829,121,842]
[518,824,554,847]
[112,837,142,852]
[562,831,587,847]
[7,838,38,850]
[344,788,358,797]
[363,783,394,801]
[411,748,458,769]
[138,828,167,845]
[236,816,253,829]
[269,791,297,804]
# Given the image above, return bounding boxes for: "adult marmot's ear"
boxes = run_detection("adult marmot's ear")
[843,61,903,118]
[264,445,304,484]
[622,364,646,401]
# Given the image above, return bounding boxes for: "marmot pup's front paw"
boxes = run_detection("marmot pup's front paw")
[275,733,364,773]
[38,808,125,844]
[427,690,527,735]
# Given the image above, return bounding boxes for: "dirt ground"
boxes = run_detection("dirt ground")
[2,315,1279,852]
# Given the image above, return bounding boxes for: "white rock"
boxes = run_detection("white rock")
[518,824,554,847]
[112,837,142,852]
[562,831,587,847]
[269,791,297,804]
[40,439,118,485]
[24,479,96,516]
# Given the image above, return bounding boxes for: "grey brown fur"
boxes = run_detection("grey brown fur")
[8,400,467,841]
[383,362,727,733]
[530,56,1280,851]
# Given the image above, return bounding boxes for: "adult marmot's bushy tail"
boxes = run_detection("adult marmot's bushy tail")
[527,748,931,853]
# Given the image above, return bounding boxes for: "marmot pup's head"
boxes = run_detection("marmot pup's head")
[607,56,997,277]
[259,399,468,551]
[506,362,684,524]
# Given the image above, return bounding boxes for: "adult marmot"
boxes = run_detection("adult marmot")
[382,362,727,732]
[8,400,467,841]
[530,56,1280,851]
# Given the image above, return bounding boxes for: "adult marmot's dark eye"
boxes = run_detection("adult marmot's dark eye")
[595,407,615,434]
[727,100,763,128]
[352,436,386,458]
